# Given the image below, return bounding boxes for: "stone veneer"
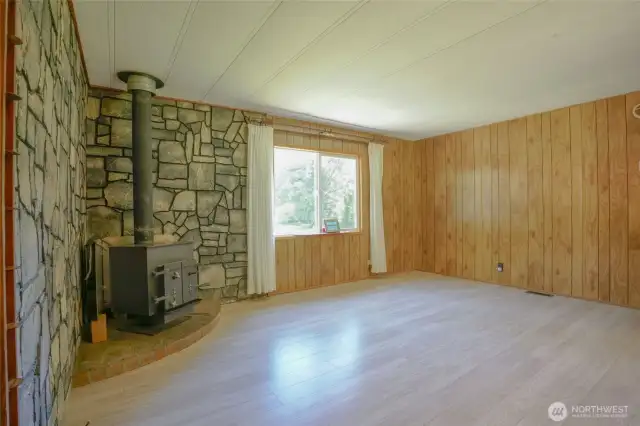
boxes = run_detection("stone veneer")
[86,89,248,300]
[15,0,88,424]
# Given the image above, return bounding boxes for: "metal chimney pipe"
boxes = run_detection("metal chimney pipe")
[117,71,164,245]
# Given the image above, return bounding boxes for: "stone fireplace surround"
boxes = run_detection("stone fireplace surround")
[86,89,249,301]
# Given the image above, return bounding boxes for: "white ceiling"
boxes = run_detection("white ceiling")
[74,0,640,140]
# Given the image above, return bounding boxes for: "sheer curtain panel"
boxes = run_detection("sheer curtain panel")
[368,143,387,274]
[247,124,276,295]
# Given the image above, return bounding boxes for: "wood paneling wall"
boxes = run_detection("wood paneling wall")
[384,139,422,273]
[416,90,640,309]
[272,130,419,293]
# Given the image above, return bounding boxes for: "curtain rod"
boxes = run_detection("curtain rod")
[273,124,376,144]
[244,112,386,144]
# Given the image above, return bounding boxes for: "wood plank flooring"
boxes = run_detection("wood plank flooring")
[64,273,640,426]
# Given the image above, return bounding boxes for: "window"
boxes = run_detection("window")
[274,147,359,236]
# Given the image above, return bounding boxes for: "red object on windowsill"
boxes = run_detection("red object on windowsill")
[321,226,326,233]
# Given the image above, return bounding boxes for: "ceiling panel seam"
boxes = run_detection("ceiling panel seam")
[334,0,549,102]
[162,0,200,83]
[202,1,282,100]
[255,0,457,99]
[248,0,370,98]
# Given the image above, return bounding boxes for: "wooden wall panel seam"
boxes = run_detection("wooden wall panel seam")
[570,106,584,298]
[596,100,610,303]
[608,96,629,306]
[581,102,599,300]
[526,114,544,292]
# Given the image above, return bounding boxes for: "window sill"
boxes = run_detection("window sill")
[275,230,362,239]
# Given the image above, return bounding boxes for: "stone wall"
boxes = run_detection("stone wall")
[86,89,248,300]
[15,0,88,424]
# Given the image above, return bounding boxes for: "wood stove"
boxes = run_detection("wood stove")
[106,71,200,330]
[109,241,199,326]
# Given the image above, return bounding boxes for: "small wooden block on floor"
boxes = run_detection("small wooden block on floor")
[90,314,107,344]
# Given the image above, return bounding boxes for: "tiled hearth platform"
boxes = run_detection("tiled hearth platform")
[72,290,221,387]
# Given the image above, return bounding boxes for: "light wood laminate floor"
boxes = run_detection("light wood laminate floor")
[64,273,640,426]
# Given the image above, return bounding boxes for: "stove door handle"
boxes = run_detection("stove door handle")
[153,269,168,277]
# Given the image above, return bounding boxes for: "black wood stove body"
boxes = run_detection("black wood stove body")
[109,241,200,326]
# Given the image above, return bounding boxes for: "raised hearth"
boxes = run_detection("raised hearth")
[72,289,220,387]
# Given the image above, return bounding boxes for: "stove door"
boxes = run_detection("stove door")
[182,260,199,303]
[161,261,184,310]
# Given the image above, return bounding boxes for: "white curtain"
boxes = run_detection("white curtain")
[368,143,387,274]
[247,124,276,295]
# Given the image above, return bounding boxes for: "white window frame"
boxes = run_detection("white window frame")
[274,146,360,237]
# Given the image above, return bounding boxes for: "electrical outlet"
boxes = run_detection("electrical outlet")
[497,263,504,272]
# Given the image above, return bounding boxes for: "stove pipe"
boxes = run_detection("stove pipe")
[117,71,165,245]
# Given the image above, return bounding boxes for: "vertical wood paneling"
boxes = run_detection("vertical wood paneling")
[275,239,289,292]
[474,128,484,280]
[527,114,543,292]
[334,236,347,284]
[319,136,333,152]
[551,108,572,296]
[403,142,415,272]
[626,92,640,307]
[348,234,361,282]
[274,131,287,147]
[446,134,457,276]
[341,230,351,281]
[305,237,314,289]
[295,238,306,290]
[541,113,554,294]
[456,133,464,278]
[418,90,638,310]
[332,138,343,153]
[570,106,584,297]
[462,130,476,279]
[412,141,427,271]
[581,102,599,300]
[286,239,296,293]
[291,133,304,148]
[608,95,628,306]
[425,139,435,272]
[473,126,492,282]
[490,125,500,284]
[320,237,335,287]
[497,122,511,285]
[509,118,528,288]
[434,136,447,274]
[480,126,492,283]
[311,237,322,287]
[595,100,610,302]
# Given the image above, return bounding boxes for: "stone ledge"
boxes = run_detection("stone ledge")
[71,290,221,387]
